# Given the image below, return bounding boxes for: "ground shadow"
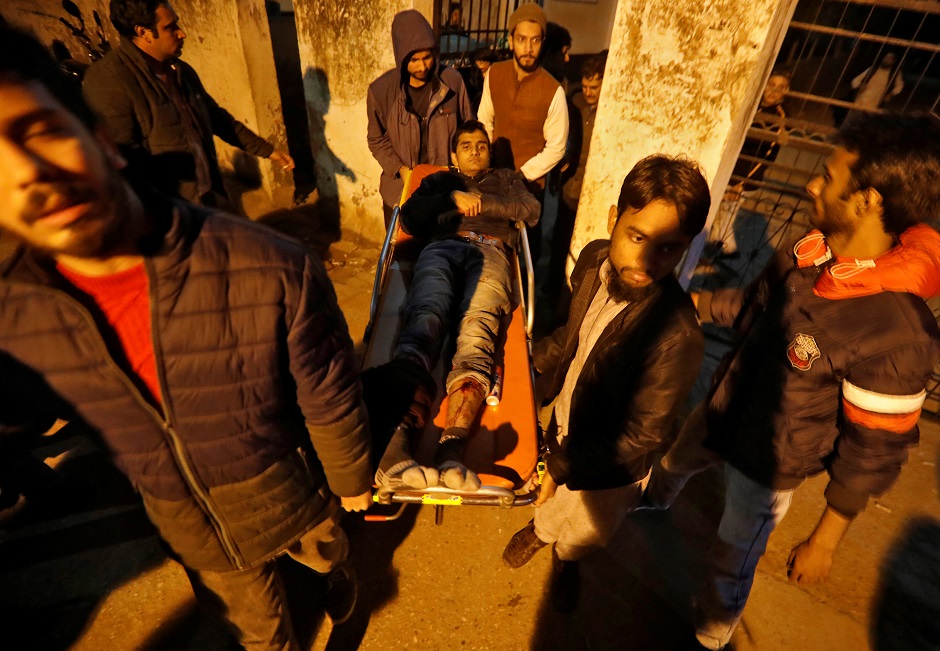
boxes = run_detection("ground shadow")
[0,424,173,650]
[528,467,727,650]
[870,517,940,651]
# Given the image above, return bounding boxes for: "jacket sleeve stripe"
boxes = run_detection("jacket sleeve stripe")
[842,379,926,414]
[842,399,921,433]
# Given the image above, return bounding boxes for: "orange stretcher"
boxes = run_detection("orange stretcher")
[362,164,542,523]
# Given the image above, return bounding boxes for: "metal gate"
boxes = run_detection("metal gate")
[435,0,537,63]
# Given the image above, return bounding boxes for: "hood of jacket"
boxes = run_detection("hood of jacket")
[793,224,940,300]
[392,9,437,71]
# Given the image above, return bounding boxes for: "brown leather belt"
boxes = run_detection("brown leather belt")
[453,230,507,251]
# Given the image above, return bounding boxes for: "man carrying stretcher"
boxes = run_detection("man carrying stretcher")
[366,120,540,492]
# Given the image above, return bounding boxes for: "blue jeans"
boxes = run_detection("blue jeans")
[696,464,794,649]
[654,407,795,649]
[395,238,513,394]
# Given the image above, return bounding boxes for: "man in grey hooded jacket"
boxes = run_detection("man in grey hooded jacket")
[367,9,474,228]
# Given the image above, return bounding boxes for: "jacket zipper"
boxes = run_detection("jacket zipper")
[18,276,246,569]
[143,258,245,569]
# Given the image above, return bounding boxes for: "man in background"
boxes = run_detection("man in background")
[83,0,294,209]
[367,9,473,228]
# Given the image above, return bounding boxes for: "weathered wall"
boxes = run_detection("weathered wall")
[1,0,116,63]
[544,0,617,55]
[571,0,799,283]
[1,0,291,211]
[293,0,415,244]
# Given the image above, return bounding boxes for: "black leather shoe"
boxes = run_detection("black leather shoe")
[550,549,580,613]
[502,520,548,568]
[325,560,358,625]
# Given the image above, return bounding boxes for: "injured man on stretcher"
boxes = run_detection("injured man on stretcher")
[362,120,540,492]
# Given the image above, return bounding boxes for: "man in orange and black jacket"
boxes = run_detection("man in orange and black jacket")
[647,113,940,651]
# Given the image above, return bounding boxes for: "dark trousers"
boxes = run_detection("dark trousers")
[185,499,347,651]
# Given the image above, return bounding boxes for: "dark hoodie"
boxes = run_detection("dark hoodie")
[367,10,474,208]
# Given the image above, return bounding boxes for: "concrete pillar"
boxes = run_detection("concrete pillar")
[571,0,799,284]
[293,0,419,245]
[172,0,292,211]
[2,0,292,214]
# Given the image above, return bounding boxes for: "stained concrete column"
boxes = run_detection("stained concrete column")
[571,0,799,284]
[293,1,433,245]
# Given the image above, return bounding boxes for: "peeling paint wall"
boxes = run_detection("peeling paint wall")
[293,0,414,244]
[2,0,116,63]
[572,0,799,276]
[2,0,291,212]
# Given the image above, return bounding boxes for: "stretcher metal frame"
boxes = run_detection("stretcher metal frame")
[362,166,542,523]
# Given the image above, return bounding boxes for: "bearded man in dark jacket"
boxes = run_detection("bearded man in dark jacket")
[367,9,474,229]
[501,155,710,613]
[369,120,540,494]
[0,29,368,651]
[646,113,940,651]
[83,0,294,208]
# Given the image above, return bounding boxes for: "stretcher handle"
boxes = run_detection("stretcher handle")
[366,170,412,341]
[516,221,535,338]
[364,502,409,522]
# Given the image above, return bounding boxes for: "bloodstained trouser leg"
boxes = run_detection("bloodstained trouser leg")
[695,464,794,649]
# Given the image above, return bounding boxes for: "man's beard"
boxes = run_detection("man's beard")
[606,267,656,303]
[514,53,539,73]
[21,168,132,259]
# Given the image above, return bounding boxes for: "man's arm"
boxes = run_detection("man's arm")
[399,173,464,239]
[287,256,372,510]
[697,243,791,330]
[366,83,409,177]
[851,68,870,90]
[889,71,904,99]
[200,88,276,159]
[519,86,569,182]
[478,172,541,226]
[477,74,495,141]
[455,70,476,123]
[788,342,936,583]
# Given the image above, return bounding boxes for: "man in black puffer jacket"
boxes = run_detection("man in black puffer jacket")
[83,0,294,207]
[501,155,710,613]
[0,28,368,650]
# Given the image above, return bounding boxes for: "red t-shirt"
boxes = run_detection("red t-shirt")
[57,262,162,404]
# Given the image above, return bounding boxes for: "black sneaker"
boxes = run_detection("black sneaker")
[325,561,358,625]
[502,520,548,568]
[550,548,580,613]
